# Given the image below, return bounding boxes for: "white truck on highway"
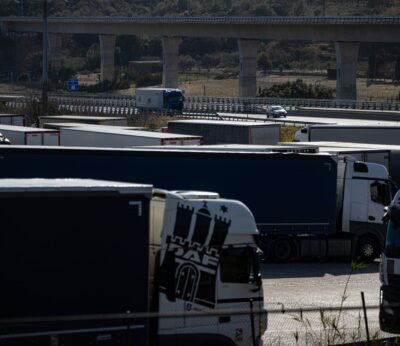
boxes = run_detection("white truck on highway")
[295,124,400,145]
[135,87,184,113]
[0,178,267,346]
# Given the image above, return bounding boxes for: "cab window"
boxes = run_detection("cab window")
[371,182,391,205]
[220,247,254,283]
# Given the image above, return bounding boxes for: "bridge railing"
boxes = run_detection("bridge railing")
[3,16,400,25]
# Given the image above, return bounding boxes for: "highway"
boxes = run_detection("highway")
[217,112,400,126]
[262,261,395,345]
[3,92,400,121]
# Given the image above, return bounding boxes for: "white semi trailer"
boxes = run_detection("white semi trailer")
[167,120,281,145]
[295,124,400,145]
[60,127,202,147]
[0,113,24,126]
[0,124,59,145]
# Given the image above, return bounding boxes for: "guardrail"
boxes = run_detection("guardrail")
[3,93,400,116]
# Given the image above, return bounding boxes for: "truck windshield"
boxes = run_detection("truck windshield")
[385,220,400,258]
[166,91,183,103]
[220,247,260,284]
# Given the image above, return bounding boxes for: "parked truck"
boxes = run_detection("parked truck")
[0,113,24,126]
[60,127,202,147]
[0,131,10,144]
[0,178,266,346]
[294,124,400,145]
[0,124,59,145]
[380,189,400,334]
[135,88,184,113]
[282,141,400,186]
[167,120,280,145]
[39,115,128,127]
[0,146,392,262]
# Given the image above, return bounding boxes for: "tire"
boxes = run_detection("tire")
[271,237,293,262]
[355,236,379,263]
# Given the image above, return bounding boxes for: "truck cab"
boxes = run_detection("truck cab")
[380,190,400,333]
[341,157,392,261]
[151,190,267,346]
[135,87,184,114]
[294,125,309,142]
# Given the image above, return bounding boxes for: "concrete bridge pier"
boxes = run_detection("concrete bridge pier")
[238,39,259,97]
[99,34,116,82]
[162,36,181,88]
[335,41,359,101]
[49,33,63,55]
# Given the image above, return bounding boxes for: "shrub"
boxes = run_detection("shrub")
[258,78,335,99]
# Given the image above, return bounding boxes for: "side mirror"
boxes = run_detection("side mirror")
[248,248,262,292]
[164,251,176,302]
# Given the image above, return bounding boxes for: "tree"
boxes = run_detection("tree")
[257,53,272,74]
[200,54,220,71]
[178,55,196,72]
[85,43,100,71]
[258,79,335,99]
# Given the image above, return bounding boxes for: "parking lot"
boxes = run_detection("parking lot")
[261,260,394,345]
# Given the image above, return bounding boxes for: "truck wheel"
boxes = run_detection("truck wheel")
[272,237,293,262]
[355,236,379,263]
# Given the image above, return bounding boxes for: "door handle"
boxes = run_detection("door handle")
[219,316,231,323]
[368,216,376,221]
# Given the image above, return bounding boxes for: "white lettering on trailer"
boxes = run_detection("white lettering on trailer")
[129,201,142,216]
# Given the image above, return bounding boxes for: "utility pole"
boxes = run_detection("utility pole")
[42,0,48,117]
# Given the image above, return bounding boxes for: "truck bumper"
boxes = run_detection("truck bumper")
[380,285,400,333]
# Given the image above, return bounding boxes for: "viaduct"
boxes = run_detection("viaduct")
[1,16,400,100]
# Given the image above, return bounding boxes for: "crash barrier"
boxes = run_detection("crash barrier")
[4,93,400,116]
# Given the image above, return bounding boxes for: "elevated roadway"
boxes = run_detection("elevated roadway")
[2,16,400,99]
[2,16,400,42]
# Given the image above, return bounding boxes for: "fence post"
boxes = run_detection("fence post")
[361,291,371,346]
[249,299,256,346]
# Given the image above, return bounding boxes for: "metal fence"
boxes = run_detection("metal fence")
[0,303,396,346]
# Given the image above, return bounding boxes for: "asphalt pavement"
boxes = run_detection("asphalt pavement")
[261,260,397,345]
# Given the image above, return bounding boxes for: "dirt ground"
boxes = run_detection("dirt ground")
[119,72,400,101]
[2,72,400,101]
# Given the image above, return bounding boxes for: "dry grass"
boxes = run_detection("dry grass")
[75,71,400,101]
[180,73,400,101]
[2,71,400,102]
